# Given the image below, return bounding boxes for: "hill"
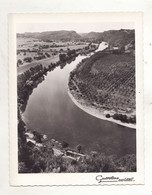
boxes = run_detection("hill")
[17,30,82,41]
[81,29,135,47]
[17,29,135,46]
[80,32,101,40]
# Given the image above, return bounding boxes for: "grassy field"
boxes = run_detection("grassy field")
[17,37,88,51]
[17,55,59,75]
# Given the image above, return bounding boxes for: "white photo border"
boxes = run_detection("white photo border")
[9,12,144,186]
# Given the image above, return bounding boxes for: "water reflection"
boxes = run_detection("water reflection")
[60,57,76,69]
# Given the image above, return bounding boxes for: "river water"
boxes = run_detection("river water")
[23,42,136,157]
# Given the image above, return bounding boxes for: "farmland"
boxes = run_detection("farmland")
[69,51,136,125]
[17,37,91,74]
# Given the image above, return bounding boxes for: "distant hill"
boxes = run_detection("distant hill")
[17,30,81,41]
[80,32,102,40]
[81,29,135,47]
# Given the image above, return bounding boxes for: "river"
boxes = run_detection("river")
[22,42,136,157]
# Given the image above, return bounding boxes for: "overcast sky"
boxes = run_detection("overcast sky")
[17,22,134,33]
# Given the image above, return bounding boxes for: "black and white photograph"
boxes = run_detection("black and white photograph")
[9,13,144,185]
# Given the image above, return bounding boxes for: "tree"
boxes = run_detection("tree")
[45,52,50,57]
[62,141,69,148]
[67,49,76,57]
[17,59,23,66]
[23,57,33,63]
[76,145,82,153]
[33,131,43,143]
[106,114,111,118]
[59,53,67,62]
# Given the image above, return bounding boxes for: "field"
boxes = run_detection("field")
[17,37,89,74]
[69,51,135,122]
[17,55,59,75]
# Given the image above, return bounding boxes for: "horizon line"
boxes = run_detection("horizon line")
[17,28,135,34]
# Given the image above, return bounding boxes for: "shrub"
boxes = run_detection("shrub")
[106,114,111,118]
[62,141,69,148]
[23,57,33,63]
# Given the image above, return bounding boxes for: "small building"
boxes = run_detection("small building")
[112,45,122,54]
[25,132,34,139]
[36,143,43,147]
[26,138,36,145]
[113,46,119,50]
[65,150,85,161]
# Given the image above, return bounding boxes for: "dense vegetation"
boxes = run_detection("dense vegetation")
[59,49,77,62]
[69,51,136,124]
[18,64,51,112]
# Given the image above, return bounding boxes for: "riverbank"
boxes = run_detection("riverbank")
[68,88,136,129]
[68,47,136,129]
